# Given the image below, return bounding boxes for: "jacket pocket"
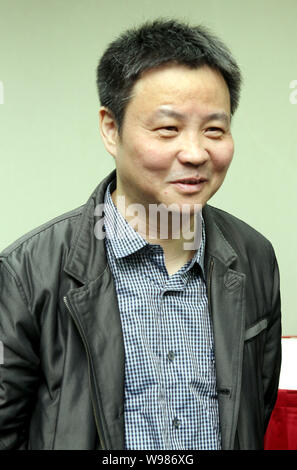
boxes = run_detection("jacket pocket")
[244,318,268,342]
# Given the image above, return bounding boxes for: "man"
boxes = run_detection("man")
[0,19,281,450]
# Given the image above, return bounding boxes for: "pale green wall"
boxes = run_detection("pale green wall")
[0,0,296,334]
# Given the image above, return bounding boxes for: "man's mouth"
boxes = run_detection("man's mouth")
[171,176,207,184]
[169,176,208,193]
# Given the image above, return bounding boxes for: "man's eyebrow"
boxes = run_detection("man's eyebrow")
[149,109,230,125]
[205,112,230,125]
[151,108,186,120]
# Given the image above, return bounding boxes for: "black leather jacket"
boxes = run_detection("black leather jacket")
[0,170,281,450]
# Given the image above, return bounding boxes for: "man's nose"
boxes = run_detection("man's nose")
[176,136,210,166]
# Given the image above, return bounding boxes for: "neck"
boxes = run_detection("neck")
[111,189,202,270]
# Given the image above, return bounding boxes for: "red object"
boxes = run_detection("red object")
[264,389,297,450]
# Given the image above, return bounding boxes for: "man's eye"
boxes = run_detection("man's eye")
[205,127,224,136]
[163,126,178,131]
[156,126,178,135]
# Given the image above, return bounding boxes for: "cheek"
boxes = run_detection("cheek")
[211,141,234,172]
[130,141,171,172]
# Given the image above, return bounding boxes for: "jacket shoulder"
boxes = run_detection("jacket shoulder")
[207,204,275,257]
[0,205,86,311]
[0,205,84,259]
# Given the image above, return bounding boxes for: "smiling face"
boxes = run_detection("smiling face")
[100,63,234,212]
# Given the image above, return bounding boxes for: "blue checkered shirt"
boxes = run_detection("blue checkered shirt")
[103,182,221,450]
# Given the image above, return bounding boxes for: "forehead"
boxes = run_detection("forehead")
[127,64,231,116]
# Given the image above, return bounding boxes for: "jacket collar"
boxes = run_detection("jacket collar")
[64,170,116,283]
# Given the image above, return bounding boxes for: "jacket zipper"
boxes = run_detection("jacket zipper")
[63,295,106,450]
[207,257,214,317]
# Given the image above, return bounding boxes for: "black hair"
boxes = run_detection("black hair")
[96,19,242,135]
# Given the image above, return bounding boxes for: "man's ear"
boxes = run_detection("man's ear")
[99,107,119,158]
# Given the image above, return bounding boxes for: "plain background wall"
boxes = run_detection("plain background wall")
[0,0,296,334]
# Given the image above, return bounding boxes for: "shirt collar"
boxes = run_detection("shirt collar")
[103,181,206,279]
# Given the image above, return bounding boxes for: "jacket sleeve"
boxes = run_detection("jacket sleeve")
[0,258,40,450]
[262,245,282,431]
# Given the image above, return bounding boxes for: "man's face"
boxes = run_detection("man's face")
[101,64,234,211]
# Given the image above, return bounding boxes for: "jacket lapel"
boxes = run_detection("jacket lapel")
[203,204,246,450]
[64,269,125,450]
[63,170,125,450]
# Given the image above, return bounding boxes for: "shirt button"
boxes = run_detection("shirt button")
[159,391,165,400]
[172,417,181,429]
[167,351,175,362]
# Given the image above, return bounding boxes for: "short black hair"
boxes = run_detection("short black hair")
[96,19,242,135]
